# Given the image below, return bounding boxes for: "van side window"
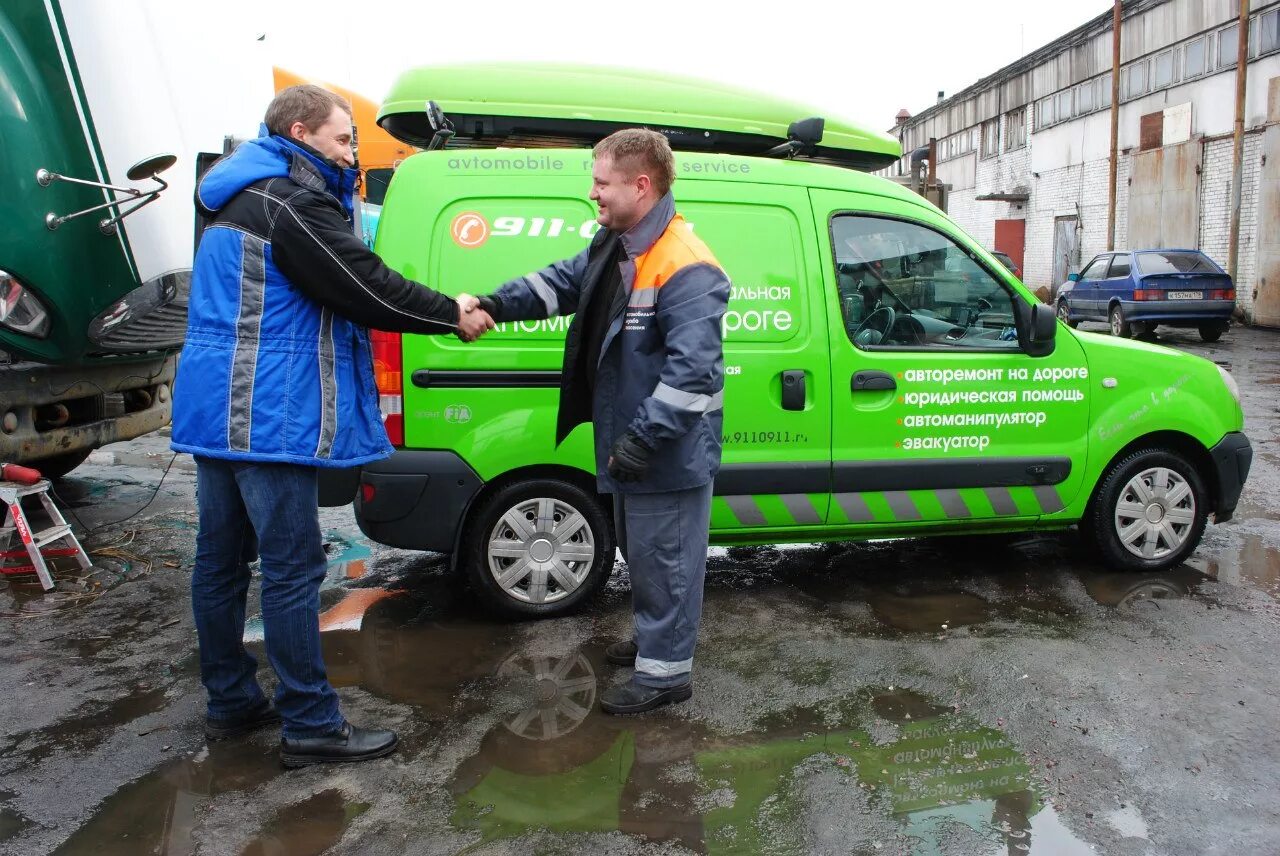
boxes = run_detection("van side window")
[831,215,1020,350]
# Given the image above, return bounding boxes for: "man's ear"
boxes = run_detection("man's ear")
[288,120,309,142]
[635,173,652,196]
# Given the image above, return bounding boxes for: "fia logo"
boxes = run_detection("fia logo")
[444,405,472,424]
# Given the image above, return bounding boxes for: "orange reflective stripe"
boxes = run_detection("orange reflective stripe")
[633,214,723,291]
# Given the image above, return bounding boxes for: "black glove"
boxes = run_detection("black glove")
[607,433,653,483]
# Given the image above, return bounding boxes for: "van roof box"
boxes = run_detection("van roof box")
[377,63,901,172]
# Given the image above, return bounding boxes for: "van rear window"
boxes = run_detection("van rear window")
[1136,252,1218,275]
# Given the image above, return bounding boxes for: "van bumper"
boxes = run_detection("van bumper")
[1209,432,1252,523]
[1123,299,1234,325]
[353,450,485,552]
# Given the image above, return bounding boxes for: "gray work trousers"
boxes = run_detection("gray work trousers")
[612,482,714,688]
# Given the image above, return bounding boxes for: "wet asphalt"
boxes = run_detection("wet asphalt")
[0,324,1278,855]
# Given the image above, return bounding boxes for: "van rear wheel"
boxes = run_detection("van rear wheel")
[462,478,614,618]
[1087,448,1208,572]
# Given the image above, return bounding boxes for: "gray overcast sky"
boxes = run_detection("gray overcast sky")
[250,0,1108,133]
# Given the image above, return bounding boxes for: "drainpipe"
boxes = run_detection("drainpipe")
[927,137,937,188]
[1228,0,1251,285]
[1106,0,1122,251]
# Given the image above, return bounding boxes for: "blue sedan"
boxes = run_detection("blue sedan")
[1056,250,1235,342]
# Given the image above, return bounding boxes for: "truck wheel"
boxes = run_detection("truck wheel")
[1108,304,1131,338]
[1198,325,1224,343]
[32,449,94,480]
[1087,448,1208,572]
[1056,299,1079,329]
[462,479,614,618]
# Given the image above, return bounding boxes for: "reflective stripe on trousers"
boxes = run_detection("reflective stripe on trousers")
[613,482,714,688]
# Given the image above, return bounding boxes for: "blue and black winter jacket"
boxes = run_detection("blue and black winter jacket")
[171,130,458,467]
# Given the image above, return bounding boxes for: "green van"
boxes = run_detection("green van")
[335,64,1251,617]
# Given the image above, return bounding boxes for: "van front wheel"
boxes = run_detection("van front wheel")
[463,479,615,618]
[1087,448,1208,572]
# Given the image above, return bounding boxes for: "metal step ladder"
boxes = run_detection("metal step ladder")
[0,479,91,591]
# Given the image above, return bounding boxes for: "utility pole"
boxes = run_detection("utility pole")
[1106,0,1122,251]
[1228,0,1251,284]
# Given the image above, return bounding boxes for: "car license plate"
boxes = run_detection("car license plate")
[1168,291,1203,300]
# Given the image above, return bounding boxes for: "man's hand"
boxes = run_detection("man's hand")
[456,302,495,342]
[607,433,653,483]
[456,293,481,313]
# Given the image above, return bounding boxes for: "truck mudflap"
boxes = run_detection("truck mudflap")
[1209,431,1252,523]
[0,353,176,462]
[352,450,485,552]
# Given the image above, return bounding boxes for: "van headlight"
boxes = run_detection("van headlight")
[0,270,52,338]
[1217,364,1240,403]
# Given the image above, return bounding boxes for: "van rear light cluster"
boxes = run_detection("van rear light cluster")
[371,329,404,446]
[1132,290,1163,300]
[1210,289,1235,300]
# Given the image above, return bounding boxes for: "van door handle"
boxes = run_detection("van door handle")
[781,370,805,410]
[852,370,896,392]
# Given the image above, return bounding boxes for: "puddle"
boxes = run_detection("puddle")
[2,685,170,771]
[1105,803,1150,839]
[450,685,1096,855]
[0,790,33,843]
[241,789,370,856]
[1196,534,1280,598]
[51,741,282,855]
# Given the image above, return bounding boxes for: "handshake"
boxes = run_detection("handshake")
[455,293,494,343]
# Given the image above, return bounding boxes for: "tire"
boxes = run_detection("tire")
[1056,299,1079,329]
[461,478,615,618]
[1108,303,1131,338]
[1198,325,1224,343]
[31,448,94,480]
[1086,448,1209,573]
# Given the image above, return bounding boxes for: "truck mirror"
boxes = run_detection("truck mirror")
[126,153,177,181]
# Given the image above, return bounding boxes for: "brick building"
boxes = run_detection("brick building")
[880,0,1280,325]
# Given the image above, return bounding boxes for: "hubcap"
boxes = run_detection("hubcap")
[487,497,595,604]
[1058,302,1069,321]
[1113,467,1196,560]
[497,651,597,741]
[1111,310,1122,335]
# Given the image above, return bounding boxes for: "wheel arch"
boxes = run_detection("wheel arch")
[1086,430,1217,517]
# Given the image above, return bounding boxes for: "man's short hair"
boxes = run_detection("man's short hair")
[594,129,676,196]
[264,84,352,137]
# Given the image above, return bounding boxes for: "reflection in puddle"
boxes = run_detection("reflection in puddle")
[450,684,1095,855]
[241,789,370,856]
[1197,534,1280,598]
[3,685,170,772]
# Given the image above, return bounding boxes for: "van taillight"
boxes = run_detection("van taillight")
[371,329,403,446]
[1210,289,1235,300]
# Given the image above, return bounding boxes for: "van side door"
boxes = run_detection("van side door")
[810,190,1092,529]
[676,182,833,534]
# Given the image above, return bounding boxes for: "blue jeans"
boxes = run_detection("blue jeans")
[191,457,344,739]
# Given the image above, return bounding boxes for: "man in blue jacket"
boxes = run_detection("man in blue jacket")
[172,85,494,767]
[462,129,730,714]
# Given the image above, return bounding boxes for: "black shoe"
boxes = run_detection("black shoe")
[280,723,398,768]
[605,639,638,666]
[204,700,281,741]
[600,678,692,715]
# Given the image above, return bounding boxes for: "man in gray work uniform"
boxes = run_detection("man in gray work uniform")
[462,128,730,714]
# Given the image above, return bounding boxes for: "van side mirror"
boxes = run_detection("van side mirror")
[1067,272,1081,282]
[1014,299,1057,357]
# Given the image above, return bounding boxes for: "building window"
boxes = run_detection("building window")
[1184,36,1207,78]
[1152,49,1176,90]
[1006,107,1026,150]
[1219,23,1239,69]
[1099,72,1112,108]
[1055,89,1073,122]
[1257,9,1280,56]
[1036,96,1055,129]
[981,119,1000,158]
[1121,61,1148,101]
[1077,80,1095,113]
